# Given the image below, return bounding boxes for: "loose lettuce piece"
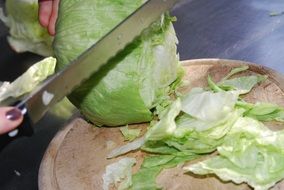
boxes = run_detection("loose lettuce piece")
[102,157,136,190]
[219,75,267,94]
[207,75,224,92]
[142,141,182,155]
[145,99,181,141]
[0,57,56,102]
[130,154,200,190]
[167,109,242,154]
[244,103,284,122]
[141,155,176,168]
[144,89,241,154]
[221,65,249,81]
[181,88,239,122]
[143,96,242,155]
[207,66,267,94]
[54,0,180,126]
[236,101,284,122]
[120,126,141,141]
[108,137,145,159]
[185,117,284,190]
[0,0,53,56]
[130,167,161,190]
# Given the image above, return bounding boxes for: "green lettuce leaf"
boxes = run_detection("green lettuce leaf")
[120,125,141,141]
[145,99,181,141]
[0,0,53,56]
[221,65,249,81]
[0,57,56,102]
[130,154,200,190]
[54,0,180,126]
[167,109,242,154]
[130,167,162,190]
[108,137,145,159]
[144,89,242,154]
[181,88,239,122]
[219,75,267,94]
[207,66,267,94]
[185,117,284,190]
[236,101,284,122]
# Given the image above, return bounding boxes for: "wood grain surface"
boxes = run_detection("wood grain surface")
[38,59,284,190]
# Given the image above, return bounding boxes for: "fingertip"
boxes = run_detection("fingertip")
[48,24,56,36]
[39,14,49,28]
[38,1,53,28]
[0,107,23,135]
[48,0,60,36]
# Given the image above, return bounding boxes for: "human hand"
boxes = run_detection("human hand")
[38,0,60,36]
[0,107,23,135]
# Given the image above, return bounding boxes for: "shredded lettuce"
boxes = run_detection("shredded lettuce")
[185,117,284,190]
[103,64,284,190]
[0,0,53,56]
[0,57,56,102]
[168,109,242,154]
[143,90,242,154]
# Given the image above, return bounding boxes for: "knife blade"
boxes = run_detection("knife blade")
[0,0,180,149]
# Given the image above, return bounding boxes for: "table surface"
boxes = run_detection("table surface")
[0,0,284,189]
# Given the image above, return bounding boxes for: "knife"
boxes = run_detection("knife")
[0,0,180,150]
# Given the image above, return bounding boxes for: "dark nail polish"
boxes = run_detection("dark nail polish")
[6,108,22,121]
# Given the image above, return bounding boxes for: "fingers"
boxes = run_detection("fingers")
[0,107,23,135]
[38,0,53,28]
[48,0,60,36]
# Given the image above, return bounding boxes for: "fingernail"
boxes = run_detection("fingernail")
[5,108,22,121]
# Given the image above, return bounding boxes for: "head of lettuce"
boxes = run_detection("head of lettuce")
[53,0,181,126]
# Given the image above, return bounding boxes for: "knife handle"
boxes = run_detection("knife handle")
[0,103,34,151]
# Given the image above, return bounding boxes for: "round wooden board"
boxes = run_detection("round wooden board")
[39,59,284,190]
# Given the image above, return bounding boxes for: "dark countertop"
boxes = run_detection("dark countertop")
[0,0,284,189]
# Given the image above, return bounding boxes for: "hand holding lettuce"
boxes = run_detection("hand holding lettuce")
[0,0,53,56]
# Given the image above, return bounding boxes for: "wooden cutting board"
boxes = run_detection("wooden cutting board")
[38,59,284,190]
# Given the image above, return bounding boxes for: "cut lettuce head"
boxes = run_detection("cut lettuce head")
[0,0,53,56]
[53,0,181,126]
[0,57,56,103]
